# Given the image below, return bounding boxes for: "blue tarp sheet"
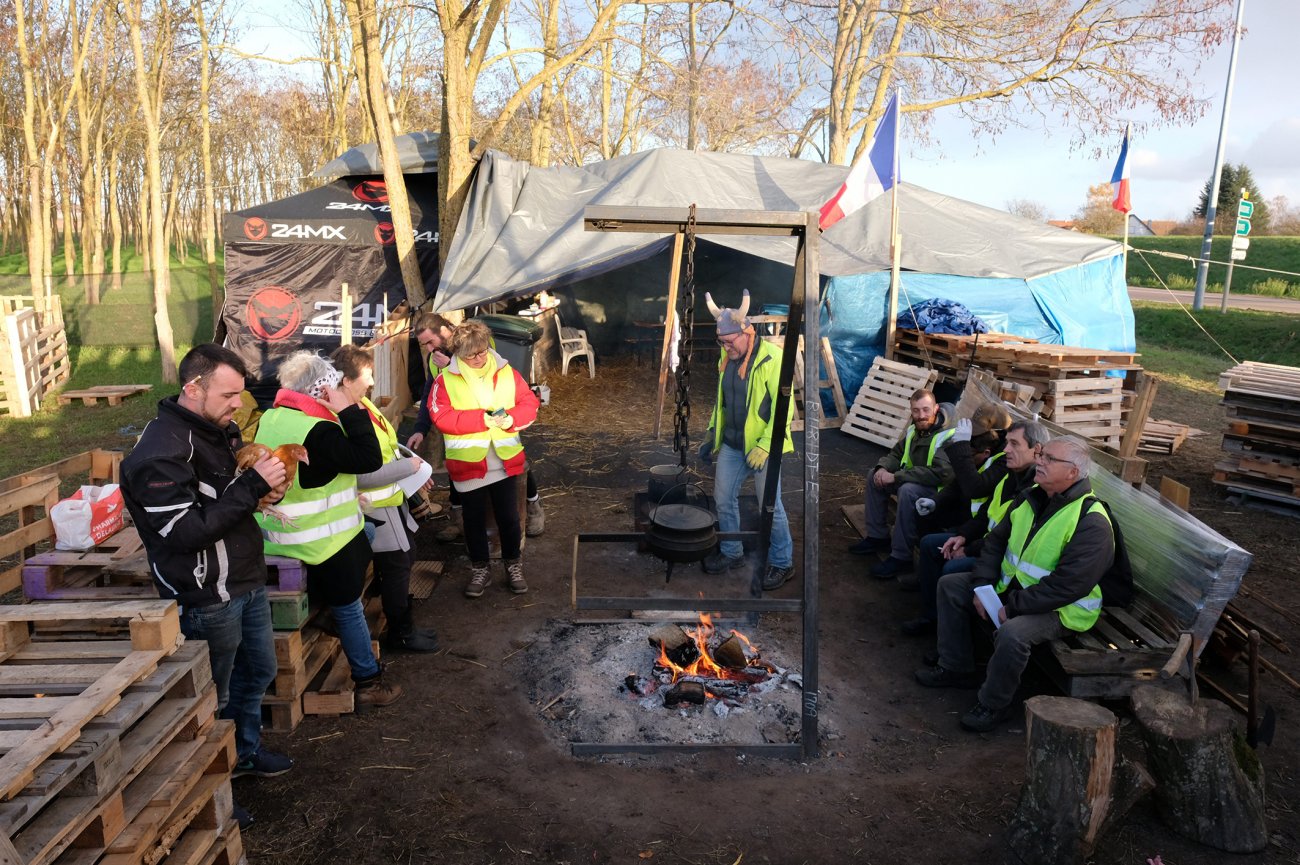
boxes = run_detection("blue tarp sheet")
[825,255,1133,400]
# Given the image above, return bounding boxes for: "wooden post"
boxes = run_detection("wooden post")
[340,282,353,346]
[1131,684,1268,853]
[653,233,685,439]
[1118,375,1159,458]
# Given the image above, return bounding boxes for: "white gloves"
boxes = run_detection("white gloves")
[951,418,973,443]
[915,498,936,516]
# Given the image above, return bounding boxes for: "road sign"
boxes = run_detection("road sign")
[1236,192,1253,237]
[1231,236,1250,251]
[1231,248,1248,261]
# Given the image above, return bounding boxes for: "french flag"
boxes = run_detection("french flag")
[1111,126,1131,214]
[819,93,899,231]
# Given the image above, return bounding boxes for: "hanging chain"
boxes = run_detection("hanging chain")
[673,205,698,466]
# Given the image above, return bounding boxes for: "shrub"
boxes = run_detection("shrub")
[1165,273,1196,291]
[1253,278,1292,297]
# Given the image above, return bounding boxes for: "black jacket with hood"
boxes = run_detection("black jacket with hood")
[122,396,273,608]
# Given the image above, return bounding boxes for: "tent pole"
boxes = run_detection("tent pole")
[654,233,686,440]
[884,197,901,361]
[341,282,353,346]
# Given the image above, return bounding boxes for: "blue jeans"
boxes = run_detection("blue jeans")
[916,531,977,623]
[714,444,793,568]
[181,588,277,762]
[332,598,380,681]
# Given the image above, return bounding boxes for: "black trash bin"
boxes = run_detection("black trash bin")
[473,314,544,382]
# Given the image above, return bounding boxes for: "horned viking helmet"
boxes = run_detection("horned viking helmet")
[706,290,752,336]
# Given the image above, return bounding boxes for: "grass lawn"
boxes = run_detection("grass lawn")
[1124,235,1300,297]
[1131,301,1300,391]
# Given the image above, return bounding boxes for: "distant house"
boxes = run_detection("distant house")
[1048,219,1077,231]
[1146,220,1180,236]
[1127,214,1156,236]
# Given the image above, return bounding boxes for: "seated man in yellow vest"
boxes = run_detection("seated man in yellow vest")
[850,388,955,578]
[916,436,1115,733]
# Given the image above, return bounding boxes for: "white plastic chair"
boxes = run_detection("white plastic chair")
[555,311,595,377]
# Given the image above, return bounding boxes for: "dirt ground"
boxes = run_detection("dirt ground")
[240,356,1300,865]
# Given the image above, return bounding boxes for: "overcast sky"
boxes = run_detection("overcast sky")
[907,0,1299,222]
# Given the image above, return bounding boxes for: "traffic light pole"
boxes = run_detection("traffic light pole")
[1193,0,1247,310]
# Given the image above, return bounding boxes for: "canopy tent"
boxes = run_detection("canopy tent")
[434,147,1133,397]
[219,171,440,387]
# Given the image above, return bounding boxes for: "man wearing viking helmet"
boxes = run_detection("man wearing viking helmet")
[696,291,797,591]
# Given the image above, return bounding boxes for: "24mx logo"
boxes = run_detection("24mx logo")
[270,223,346,240]
[303,301,387,338]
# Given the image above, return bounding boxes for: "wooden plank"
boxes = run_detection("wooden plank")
[1158,477,1191,511]
[1118,375,1160,459]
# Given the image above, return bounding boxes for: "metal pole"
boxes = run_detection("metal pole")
[1220,186,1244,314]
[1193,0,1247,310]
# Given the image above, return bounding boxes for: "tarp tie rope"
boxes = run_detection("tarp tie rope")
[1134,246,1300,280]
[673,204,698,467]
[1131,247,1240,366]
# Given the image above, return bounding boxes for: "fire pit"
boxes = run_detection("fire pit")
[520,617,817,754]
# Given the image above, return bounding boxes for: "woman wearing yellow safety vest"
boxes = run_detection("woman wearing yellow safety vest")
[332,345,440,653]
[254,351,403,710]
[431,321,540,599]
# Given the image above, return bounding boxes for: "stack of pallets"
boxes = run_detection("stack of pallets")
[0,601,241,865]
[1215,361,1300,515]
[894,329,1144,446]
[840,356,938,448]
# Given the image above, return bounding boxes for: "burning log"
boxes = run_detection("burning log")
[712,634,747,670]
[648,624,699,667]
[623,674,656,696]
[663,680,706,707]
[679,676,749,700]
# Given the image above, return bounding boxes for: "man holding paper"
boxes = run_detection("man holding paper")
[915,437,1114,733]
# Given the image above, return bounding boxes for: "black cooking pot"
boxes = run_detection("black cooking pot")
[648,464,688,503]
[645,503,717,563]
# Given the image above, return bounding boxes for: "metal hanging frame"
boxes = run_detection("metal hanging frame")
[573,206,821,760]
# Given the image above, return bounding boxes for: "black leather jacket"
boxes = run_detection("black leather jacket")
[122,397,272,608]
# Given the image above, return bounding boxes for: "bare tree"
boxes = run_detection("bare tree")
[778,0,1234,166]
[1006,199,1048,223]
[124,0,179,383]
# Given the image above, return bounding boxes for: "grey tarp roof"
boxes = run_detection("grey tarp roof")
[434,147,1123,312]
[314,131,442,179]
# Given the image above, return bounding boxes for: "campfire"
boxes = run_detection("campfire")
[623,614,786,708]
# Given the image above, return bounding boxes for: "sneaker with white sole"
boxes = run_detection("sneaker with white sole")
[233,748,293,778]
[525,498,545,537]
[465,562,491,598]
[505,558,528,594]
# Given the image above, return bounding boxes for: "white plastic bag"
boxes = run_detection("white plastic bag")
[52,484,125,551]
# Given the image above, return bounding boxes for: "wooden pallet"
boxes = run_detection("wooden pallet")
[840,357,938,448]
[1036,606,1187,699]
[0,636,223,864]
[1138,419,1190,455]
[761,334,848,431]
[56,385,153,407]
[1218,362,1300,514]
[409,559,443,600]
[1045,377,1123,447]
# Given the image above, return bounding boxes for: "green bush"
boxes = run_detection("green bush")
[1253,277,1293,297]
[1164,273,1196,291]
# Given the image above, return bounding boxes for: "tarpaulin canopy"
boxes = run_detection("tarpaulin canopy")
[220,173,439,387]
[434,148,1124,312]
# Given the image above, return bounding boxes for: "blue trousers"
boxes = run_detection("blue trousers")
[714,443,793,568]
[181,588,277,761]
[916,531,977,623]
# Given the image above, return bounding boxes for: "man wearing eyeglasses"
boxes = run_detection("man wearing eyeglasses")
[916,436,1115,733]
[697,290,796,591]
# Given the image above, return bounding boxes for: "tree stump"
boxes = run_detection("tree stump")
[1006,696,1150,865]
[1131,684,1267,853]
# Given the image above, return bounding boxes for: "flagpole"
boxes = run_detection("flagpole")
[884,94,902,362]
[1121,124,1130,282]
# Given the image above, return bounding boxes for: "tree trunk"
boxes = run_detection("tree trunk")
[345,0,425,308]
[1005,696,1151,865]
[59,163,77,279]
[109,147,123,278]
[193,0,222,334]
[1130,684,1267,853]
[126,0,177,384]
[530,0,561,167]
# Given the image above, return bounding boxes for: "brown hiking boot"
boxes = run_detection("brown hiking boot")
[505,558,528,594]
[465,562,491,598]
[355,673,403,710]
